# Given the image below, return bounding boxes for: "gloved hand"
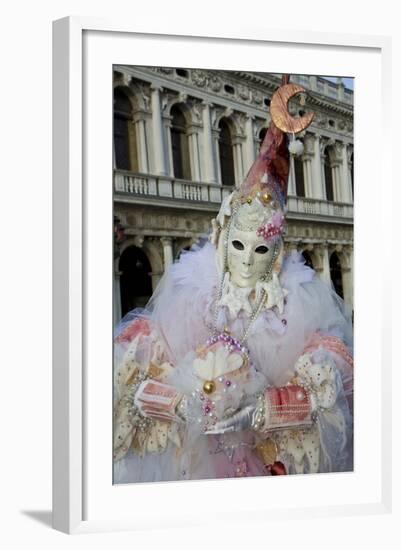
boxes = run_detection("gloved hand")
[204,403,257,435]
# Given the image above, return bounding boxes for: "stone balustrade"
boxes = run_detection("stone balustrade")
[114,170,353,222]
[286,195,353,221]
[114,170,232,205]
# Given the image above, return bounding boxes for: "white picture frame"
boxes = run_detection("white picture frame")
[52,16,392,534]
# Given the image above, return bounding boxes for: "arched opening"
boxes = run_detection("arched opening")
[171,105,191,180]
[330,251,343,298]
[119,246,152,315]
[258,127,267,151]
[324,145,335,201]
[113,89,137,171]
[294,140,305,197]
[218,119,235,186]
[302,250,314,269]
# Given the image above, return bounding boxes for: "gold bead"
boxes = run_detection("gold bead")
[203,380,216,394]
[246,197,252,204]
[263,193,271,203]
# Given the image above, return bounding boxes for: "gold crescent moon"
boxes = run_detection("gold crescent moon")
[270,83,314,134]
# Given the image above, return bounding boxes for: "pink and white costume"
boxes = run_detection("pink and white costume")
[113,243,353,482]
[113,78,353,483]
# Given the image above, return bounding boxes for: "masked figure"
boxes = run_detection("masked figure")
[113,78,353,483]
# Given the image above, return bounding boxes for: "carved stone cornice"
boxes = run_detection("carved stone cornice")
[116,204,353,248]
[115,66,353,147]
[191,69,208,88]
[209,74,223,92]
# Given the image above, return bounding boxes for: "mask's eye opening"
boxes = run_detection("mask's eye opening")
[255,245,269,254]
[232,240,244,250]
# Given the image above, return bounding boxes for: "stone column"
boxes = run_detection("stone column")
[302,154,313,197]
[133,114,150,172]
[188,125,201,181]
[311,134,324,199]
[342,143,352,202]
[288,154,296,195]
[161,237,174,269]
[163,117,175,178]
[332,161,342,202]
[314,244,331,285]
[348,147,354,201]
[201,102,218,184]
[212,129,222,185]
[150,85,168,175]
[340,247,353,310]
[232,137,244,187]
[319,138,328,200]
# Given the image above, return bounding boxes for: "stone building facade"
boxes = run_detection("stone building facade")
[113,66,354,325]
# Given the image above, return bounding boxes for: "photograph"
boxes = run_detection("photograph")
[112,65,354,484]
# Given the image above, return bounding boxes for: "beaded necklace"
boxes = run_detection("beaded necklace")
[211,208,280,348]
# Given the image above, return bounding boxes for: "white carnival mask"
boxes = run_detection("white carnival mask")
[226,199,280,288]
[227,225,276,288]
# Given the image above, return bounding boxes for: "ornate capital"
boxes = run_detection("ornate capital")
[201,100,214,110]
[211,106,226,130]
[346,144,354,163]
[160,236,173,246]
[150,83,163,93]
[161,90,179,115]
[133,235,145,248]
[178,91,188,104]
[113,70,131,88]
[187,98,203,125]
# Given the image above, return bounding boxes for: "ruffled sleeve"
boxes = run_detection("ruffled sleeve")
[113,316,181,461]
[254,331,353,474]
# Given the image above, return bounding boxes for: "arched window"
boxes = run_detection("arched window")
[114,89,137,171]
[219,119,235,186]
[258,127,267,151]
[324,145,335,201]
[119,246,152,315]
[330,251,343,298]
[302,250,314,269]
[171,106,191,180]
[294,139,305,197]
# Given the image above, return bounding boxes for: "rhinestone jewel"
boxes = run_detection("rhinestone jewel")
[296,389,305,401]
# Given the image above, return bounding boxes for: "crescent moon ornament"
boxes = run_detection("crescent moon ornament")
[270,83,314,134]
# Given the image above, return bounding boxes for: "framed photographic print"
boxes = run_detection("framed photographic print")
[53,17,392,534]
